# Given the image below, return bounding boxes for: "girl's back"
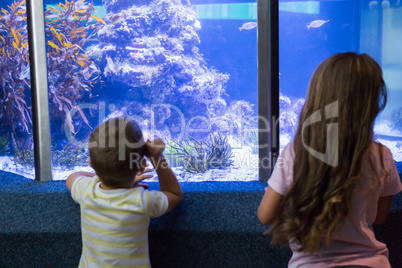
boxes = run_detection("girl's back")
[258,52,402,268]
[273,142,401,267]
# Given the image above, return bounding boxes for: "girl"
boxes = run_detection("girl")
[258,52,402,268]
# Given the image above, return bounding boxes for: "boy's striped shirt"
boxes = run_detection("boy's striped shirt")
[71,176,168,268]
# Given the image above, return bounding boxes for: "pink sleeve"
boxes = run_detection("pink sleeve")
[381,156,402,197]
[267,144,295,196]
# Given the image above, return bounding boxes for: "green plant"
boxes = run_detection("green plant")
[169,133,233,173]
[245,131,258,154]
[11,134,89,167]
[165,139,189,167]
[0,136,10,155]
[11,133,34,166]
[52,137,88,167]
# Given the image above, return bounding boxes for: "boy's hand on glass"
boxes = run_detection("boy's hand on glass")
[145,138,165,162]
[133,167,154,189]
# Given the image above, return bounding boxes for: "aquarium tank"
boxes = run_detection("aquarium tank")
[279,0,402,163]
[0,0,400,182]
[0,0,259,181]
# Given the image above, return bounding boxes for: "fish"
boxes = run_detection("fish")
[111,13,123,24]
[307,20,329,29]
[239,22,257,31]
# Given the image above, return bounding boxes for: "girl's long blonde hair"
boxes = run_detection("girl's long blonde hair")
[268,52,388,252]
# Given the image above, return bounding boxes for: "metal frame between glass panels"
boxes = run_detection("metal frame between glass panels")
[258,0,279,182]
[26,0,52,181]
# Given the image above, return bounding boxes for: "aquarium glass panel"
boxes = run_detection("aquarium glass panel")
[0,0,36,178]
[279,0,402,162]
[44,0,258,181]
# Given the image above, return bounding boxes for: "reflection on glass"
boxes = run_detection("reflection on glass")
[0,0,36,178]
[41,0,258,181]
[279,0,402,162]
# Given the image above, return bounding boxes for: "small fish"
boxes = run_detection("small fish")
[239,22,257,31]
[110,13,123,24]
[307,20,329,29]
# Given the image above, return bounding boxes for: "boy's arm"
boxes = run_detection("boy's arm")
[66,171,96,192]
[150,155,182,213]
[146,138,182,213]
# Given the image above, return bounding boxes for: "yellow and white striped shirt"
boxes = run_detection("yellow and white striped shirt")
[71,176,168,268]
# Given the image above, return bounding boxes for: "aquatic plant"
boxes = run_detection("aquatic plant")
[245,131,258,155]
[11,132,89,167]
[169,133,233,173]
[1,0,103,142]
[0,136,10,155]
[11,133,34,166]
[45,0,104,133]
[0,0,32,134]
[52,137,89,167]
[164,139,189,167]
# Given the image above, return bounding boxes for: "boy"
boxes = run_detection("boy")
[66,116,182,267]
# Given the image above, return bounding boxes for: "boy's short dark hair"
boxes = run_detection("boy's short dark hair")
[89,116,147,188]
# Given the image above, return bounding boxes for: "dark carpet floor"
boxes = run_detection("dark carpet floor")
[0,163,401,268]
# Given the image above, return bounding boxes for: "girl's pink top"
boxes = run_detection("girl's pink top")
[268,142,402,268]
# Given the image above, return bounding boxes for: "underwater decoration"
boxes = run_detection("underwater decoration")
[0,0,31,135]
[87,0,254,143]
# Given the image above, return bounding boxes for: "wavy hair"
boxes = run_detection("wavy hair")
[268,52,388,252]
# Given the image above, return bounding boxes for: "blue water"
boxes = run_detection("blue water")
[279,0,359,98]
[1,0,402,181]
[196,19,257,106]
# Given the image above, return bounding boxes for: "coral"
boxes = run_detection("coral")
[207,100,256,144]
[279,93,305,147]
[168,133,233,173]
[88,0,231,141]
[45,0,103,133]
[0,0,32,134]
